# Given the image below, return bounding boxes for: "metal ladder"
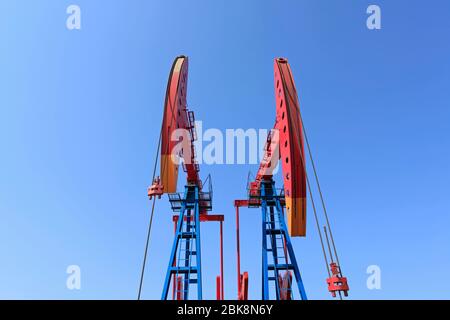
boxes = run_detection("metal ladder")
[260,179,307,300]
[162,185,202,300]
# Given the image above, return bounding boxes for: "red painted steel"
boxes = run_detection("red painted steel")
[326,263,349,297]
[148,176,164,199]
[176,276,183,300]
[216,276,221,300]
[220,221,224,300]
[160,56,200,194]
[235,204,241,299]
[250,58,307,237]
[279,272,293,300]
[234,199,285,207]
[172,214,224,223]
[274,58,307,237]
[239,272,249,300]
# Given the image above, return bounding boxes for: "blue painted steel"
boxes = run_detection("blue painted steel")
[259,179,308,300]
[161,185,203,300]
[261,190,269,300]
[194,186,203,299]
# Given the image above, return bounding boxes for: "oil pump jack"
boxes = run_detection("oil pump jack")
[234,58,349,300]
[141,56,348,301]
[144,56,224,300]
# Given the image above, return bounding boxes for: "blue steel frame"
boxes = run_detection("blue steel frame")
[260,179,307,300]
[161,185,203,300]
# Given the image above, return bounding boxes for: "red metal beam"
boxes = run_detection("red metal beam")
[234,199,285,208]
[239,272,249,300]
[216,276,221,300]
[172,214,224,223]
[234,199,251,207]
[176,276,183,300]
[235,205,241,299]
[220,220,224,300]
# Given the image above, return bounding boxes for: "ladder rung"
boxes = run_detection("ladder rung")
[268,264,293,270]
[171,267,198,274]
[177,258,189,262]
[266,229,283,235]
[179,233,196,239]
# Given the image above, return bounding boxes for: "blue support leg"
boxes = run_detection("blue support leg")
[259,179,308,300]
[194,186,203,300]
[161,185,203,300]
[261,194,269,300]
[161,187,188,300]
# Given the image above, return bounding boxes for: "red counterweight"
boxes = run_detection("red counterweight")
[148,176,164,200]
[326,263,349,298]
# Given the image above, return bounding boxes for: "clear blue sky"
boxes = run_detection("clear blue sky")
[1,0,449,300]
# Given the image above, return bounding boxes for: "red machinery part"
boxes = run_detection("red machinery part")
[238,272,249,300]
[278,271,293,300]
[326,263,349,297]
[274,58,307,237]
[251,58,307,237]
[147,176,164,199]
[216,276,221,300]
[234,201,244,300]
[160,56,200,193]
[176,276,183,300]
[220,220,224,300]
